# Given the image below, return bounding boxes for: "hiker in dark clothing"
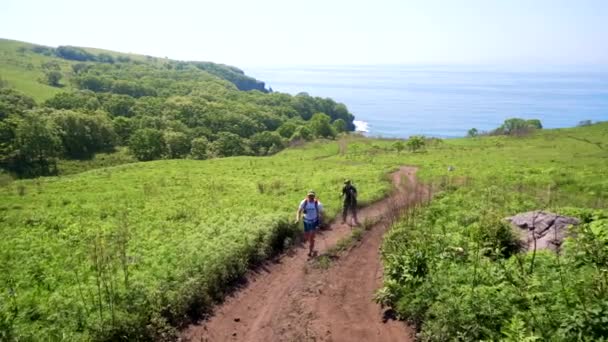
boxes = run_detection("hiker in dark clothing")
[341,180,359,225]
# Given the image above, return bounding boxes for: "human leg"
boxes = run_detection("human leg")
[352,203,359,225]
[303,220,316,256]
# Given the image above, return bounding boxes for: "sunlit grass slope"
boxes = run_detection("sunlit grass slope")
[0,39,68,101]
[0,139,398,340]
[378,122,608,341]
[1,123,607,340]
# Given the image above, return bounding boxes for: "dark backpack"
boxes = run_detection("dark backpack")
[344,185,357,201]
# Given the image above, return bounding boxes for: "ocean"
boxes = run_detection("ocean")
[245,65,608,138]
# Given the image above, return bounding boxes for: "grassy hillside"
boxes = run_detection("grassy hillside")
[1,123,607,340]
[0,39,67,101]
[377,123,608,341]
[0,38,264,102]
[0,38,356,179]
[0,137,399,340]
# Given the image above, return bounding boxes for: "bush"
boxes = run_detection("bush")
[380,182,608,341]
[249,131,284,156]
[55,46,96,61]
[163,131,190,159]
[406,135,425,152]
[209,132,249,157]
[128,128,165,161]
[190,137,209,160]
[51,110,116,159]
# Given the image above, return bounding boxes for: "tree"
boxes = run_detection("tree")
[277,121,297,138]
[392,140,405,153]
[43,70,63,87]
[190,137,209,160]
[502,118,528,134]
[71,63,89,75]
[501,118,542,135]
[101,94,135,117]
[0,88,36,119]
[249,131,284,156]
[291,125,312,141]
[164,131,190,159]
[44,91,100,110]
[209,132,248,157]
[10,112,63,176]
[467,128,479,138]
[526,119,543,130]
[407,135,425,152]
[332,118,347,133]
[55,46,96,61]
[112,116,133,145]
[75,75,112,92]
[96,53,115,64]
[128,128,165,161]
[308,112,336,139]
[578,120,593,127]
[111,80,156,98]
[51,110,116,159]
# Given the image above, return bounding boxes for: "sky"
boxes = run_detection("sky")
[1,0,607,66]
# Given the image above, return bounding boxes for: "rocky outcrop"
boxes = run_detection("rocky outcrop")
[506,211,580,252]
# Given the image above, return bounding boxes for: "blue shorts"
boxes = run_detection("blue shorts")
[303,220,319,232]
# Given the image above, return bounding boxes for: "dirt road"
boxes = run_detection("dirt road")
[181,166,425,342]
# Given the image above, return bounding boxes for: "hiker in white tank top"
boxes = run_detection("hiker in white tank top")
[295,190,324,257]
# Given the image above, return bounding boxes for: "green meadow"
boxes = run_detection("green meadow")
[0,39,71,101]
[0,138,399,340]
[378,123,608,341]
[1,122,607,340]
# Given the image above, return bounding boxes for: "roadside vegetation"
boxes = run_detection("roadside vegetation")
[377,122,608,341]
[0,138,401,340]
[1,122,606,340]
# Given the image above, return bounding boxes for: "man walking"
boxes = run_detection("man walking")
[341,180,359,225]
[295,190,324,257]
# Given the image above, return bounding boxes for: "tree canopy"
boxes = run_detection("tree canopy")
[0,42,358,176]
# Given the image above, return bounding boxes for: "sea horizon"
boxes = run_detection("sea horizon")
[246,64,608,138]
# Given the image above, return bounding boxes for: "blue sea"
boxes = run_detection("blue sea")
[246,65,608,138]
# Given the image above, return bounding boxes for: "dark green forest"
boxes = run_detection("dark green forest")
[0,41,355,177]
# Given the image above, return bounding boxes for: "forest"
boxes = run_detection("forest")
[0,39,355,177]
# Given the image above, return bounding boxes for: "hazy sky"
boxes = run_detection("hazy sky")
[2,0,607,66]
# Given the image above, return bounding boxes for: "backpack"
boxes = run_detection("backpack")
[302,199,319,221]
[348,186,357,199]
[344,185,357,201]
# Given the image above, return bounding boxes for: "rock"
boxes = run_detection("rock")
[506,211,580,252]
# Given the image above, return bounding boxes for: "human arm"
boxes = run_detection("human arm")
[295,200,304,223]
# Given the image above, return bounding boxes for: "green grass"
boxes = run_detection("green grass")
[377,123,608,341]
[0,38,264,102]
[56,147,137,176]
[0,138,399,340]
[1,123,607,340]
[0,39,74,102]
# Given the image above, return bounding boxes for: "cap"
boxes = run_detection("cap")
[344,179,351,184]
[307,190,316,196]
